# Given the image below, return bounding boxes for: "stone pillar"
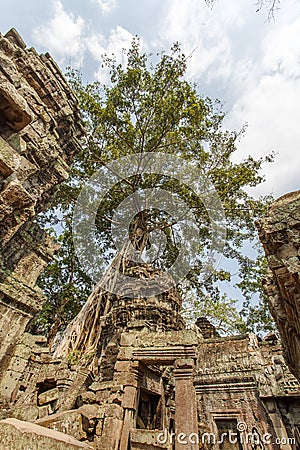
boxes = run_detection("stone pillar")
[115,361,141,450]
[174,358,198,450]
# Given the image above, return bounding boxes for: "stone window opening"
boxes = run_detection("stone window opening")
[36,378,57,408]
[215,418,243,450]
[136,389,161,430]
[36,378,57,395]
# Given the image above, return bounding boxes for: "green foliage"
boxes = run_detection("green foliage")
[183,290,247,335]
[67,349,96,366]
[67,350,82,366]
[34,40,275,338]
[32,213,93,343]
[238,249,275,334]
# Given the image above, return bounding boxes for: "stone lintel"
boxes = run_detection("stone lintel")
[133,346,197,365]
[121,329,199,348]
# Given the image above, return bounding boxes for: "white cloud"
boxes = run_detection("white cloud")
[93,0,117,15]
[87,26,133,61]
[160,0,300,198]
[228,72,300,196]
[224,5,300,198]
[159,0,252,83]
[262,16,300,78]
[86,26,138,83]
[29,0,300,199]
[85,33,106,61]
[32,0,85,63]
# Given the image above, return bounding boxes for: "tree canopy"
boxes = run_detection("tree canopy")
[33,40,275,342]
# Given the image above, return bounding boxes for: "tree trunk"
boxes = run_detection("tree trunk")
[53,213,151,360]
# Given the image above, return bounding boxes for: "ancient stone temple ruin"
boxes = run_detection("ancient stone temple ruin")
[0,29,300,449]
[257,191,300,382]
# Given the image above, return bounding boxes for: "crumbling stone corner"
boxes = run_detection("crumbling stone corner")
[257,190,300,381]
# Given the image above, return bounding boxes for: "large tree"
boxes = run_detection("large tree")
[34,41,274,345]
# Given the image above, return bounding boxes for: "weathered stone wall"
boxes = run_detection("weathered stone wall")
[0,28,83,401]
[0,28,83,241]
[196,333,300,448]
[6,326,300,449]
[257,190,300,381]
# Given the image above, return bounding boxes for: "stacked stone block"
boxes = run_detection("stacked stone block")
[0,28,83,402]
[257,190,300,381]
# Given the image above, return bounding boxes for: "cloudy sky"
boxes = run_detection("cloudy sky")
[1,0,299,198]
